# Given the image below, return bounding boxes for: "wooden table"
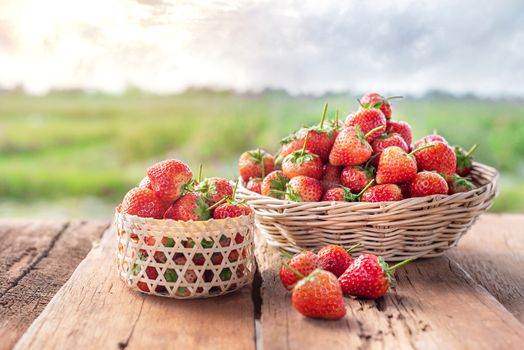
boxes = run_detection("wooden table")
[1,214,523,349]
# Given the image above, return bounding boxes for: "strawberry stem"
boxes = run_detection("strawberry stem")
[300,130,311,156]
[364,125,385,139]
[320,103,328,129]
[357,179,375,196]
[283,263,305,279]
[207,197,226,211]
[232,180,239,200]
[279,249,294,259]
[433,129,439,135]
[386,95,403,101]
[387,257,417,272]
[261,155,266,178]
[198,164,203,183]
[465,144,478,157]
[335,110,339,129]
[346,243,361,254]
[409,144,434,156]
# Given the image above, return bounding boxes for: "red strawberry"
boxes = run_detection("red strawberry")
[279,251,319,290]
[414,141,457,176]
[246,178,262,194]
[320,164,342,192]
[329,126,383,166]
[386,120,413,146]
[261,171,289,199]
[361,184,403,202]
[138,176,152,189]
[454,144,477,177]
[317,243,360,277]
[398,182,411,198]
[279,130,308,159]
[340,165,375,193]
[360,93,402,120]
[303,104,337,162]
[410,171,449,197]
[446,174,475,194]
[285,176,323,202]
[338,254,414,299]
[213,202,252,219]
[376,146,418,184]
[371,133,409,166]
[121,187,169,219]
[413,132,448,149]
[164,192,210,221]
[147,159,193,202]
[196,177,233,205]
[322,180,374,202]
[345,108,386,143]
[282,131,323,179]
[238,149,275,182]
[291,269,346,320]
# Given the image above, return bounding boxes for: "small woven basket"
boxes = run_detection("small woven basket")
[115,209,256,299]
[237,162,498,261]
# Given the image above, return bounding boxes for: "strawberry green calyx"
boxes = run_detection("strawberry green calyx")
[284,184,302,202]
[248,148,266,164]
[193,196,211,220]
[281,132,298,145]
[378,257,416,285]
[455,144,477,174]
[287,130,319,165]
[268,172,289,198]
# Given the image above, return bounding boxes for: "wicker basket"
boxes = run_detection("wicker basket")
[115,209,256,299]
[237,162,498,261]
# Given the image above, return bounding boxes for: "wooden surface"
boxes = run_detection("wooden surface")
[3,214,524,349]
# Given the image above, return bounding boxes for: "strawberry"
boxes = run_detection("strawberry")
[279,251,319,290]
[246,178,262,194]
[329,125,384,166]
[376,146,420,184]
[322,180,374,202]
[261,170,289,199]
[238,149,275,182]
[398,182,411,198]
[290,268,346,320]
[164,192,210,221]
[410,171,449,197]
[371,133,409,166]
[338,254,414,299]
[285,176,323,202]
[340,165,375,193]
[279,130,308,159]
[121,187,169,219]
[282,131,323,179]
[196,177,233,205]
[361,184,403,202]
[147,159,193,202]
[317,243,360,277]
[455,144,477,177]
[414,141,457,176]
[446,174,475,194]
[320,164,342,192]
[138,176,152,189]
[413,132,448,149]
[304,104,338,162]
[345,107,386,143]
[360,93,402,120]
[386,120,413,146]
[213,181,253,219]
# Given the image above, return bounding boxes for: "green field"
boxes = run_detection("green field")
[1,90,523,218]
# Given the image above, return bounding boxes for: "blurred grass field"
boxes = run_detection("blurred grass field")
[1,90,523,218]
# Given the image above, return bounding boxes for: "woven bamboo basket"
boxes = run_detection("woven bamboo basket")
[237,162,498,261]
[115,209,256,299]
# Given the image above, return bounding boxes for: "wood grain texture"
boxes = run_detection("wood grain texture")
[448,214,524,323]
[255,226,524,350]
[0,220,107,350]
[14,224,256,350]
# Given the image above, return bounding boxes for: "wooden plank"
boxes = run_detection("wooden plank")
[14,225,256,350]
[255,228,524,350]
[0,220,107,350]
[448,214,524,323]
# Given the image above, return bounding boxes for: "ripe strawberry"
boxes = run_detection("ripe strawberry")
[147,159,193,202]
[371,133,409,166]
[340,165,375,193]
[329,126,383,166]
[360,93,402,120]
[345,107,386,143]
[320,164,342,192]
[279,130,308,159]
[213,181,253,219]
[285,176,323,202]
[238,149,275,182]
[322,180,374,202]
[303,104,338,162]
[446,174,475,194]
[410,171,449,197]
[291,269,346,320]
[282,131,323,179]
[414,141,457,176]
[121,187,169,219]
[413,132,448,149]
[317,243,360,277]
[279,251,319,290]
[246,178,262,194]
[196,177,233,205]
[338,254,414,299]
[455,144,477,177]
[386,120,413,146]
[261,170,289,199]
[376,146,418,184]
[361,184,403,202]
[138,176,152,189]
[164,192,210,221]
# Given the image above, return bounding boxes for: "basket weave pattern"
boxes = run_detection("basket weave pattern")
[237,163,498,261]
[116,211,256,298]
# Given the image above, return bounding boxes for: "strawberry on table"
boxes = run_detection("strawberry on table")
[164,192,210,221]
[338,254,415,299]
[322,180,374,202]
[239,149,275,182]
[279,251,320,290]
[320,164,342,192]
[361,184,403,202]
[386,120,413,146]
[410,171,449,197]
[359,93,402,120]
[414,141,457,176]
[340,165,375,193]
[285,176,323,202]
[147,159,193,202]
[261,170,289,199]
[121,187,170,219]
[196,177,233,205]
[282,131,323,180]
[454,144,477,177]
[345,106,387,143]
[317,243,360,278]
[329,125,384,166]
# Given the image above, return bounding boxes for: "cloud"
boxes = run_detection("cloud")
[0,0,523,96]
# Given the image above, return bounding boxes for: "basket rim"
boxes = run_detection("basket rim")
[238,161,499,208]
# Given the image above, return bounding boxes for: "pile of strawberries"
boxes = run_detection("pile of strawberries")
[280,245,413,320]
[120,159,252,221]
[239,93,477,202]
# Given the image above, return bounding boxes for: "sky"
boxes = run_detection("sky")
[0,0,523,96]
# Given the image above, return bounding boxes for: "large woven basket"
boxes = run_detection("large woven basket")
[115,209,256,299]
[237,162,498,261]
